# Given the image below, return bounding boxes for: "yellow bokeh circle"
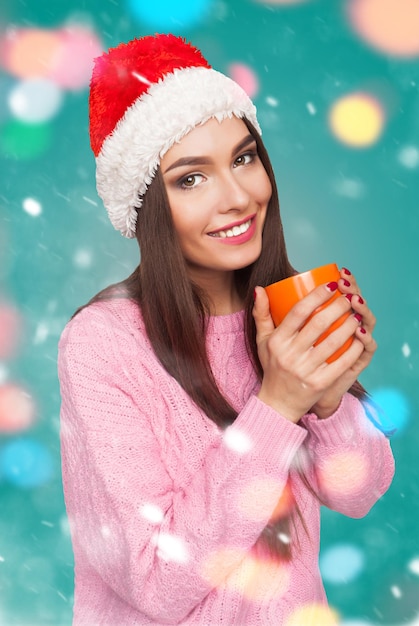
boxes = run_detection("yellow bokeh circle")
[329,92,385,147]
[285,603,339,626]
[202,548,290,602]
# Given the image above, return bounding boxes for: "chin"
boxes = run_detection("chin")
[235,245,262,269]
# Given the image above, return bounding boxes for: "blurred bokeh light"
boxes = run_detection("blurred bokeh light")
[126,0,213,29]
[285,603,340,625]
[0,302,21,359]
[0,26,102,88]
[228,62,260,98]
[328,92,385,147]
[49,26,103,90]
[320,543,365,584]
[347,0,419,58]
[0,437,53,487]
[0,384,35,433]
[0,119,52,159]
[255,0,312,5]
[9,78,63,123]
[370,387,411,436]
[1,28,63,79]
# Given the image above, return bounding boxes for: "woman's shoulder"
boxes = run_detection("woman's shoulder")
[58,297,146,351]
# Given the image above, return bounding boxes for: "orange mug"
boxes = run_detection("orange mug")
[265,263,353,363]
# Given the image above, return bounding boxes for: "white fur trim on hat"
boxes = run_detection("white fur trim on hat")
[95,66,261,238]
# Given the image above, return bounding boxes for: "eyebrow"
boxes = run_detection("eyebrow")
[162,134,256,174]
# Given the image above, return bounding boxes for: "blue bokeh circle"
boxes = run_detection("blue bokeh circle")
[0,438,53,488]
[126,0,212,30]
[320,543,365,584]
[369,387,410,436]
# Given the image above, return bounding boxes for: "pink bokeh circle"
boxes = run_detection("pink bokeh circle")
[0,384,35,433]
[228,63,259,98]
[49,26,103,90]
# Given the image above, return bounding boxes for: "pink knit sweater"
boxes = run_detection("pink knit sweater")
[58,298,394,626]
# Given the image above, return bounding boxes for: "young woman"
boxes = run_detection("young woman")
[58,34,394,625]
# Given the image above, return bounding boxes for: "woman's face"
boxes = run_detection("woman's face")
[160,116,272,284]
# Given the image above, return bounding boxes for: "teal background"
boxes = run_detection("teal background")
[0,0,418,624]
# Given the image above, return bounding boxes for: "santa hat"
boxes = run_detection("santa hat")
[89,34,261,238]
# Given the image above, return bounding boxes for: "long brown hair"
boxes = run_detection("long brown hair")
[77,118,366,560]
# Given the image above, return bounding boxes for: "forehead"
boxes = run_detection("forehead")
[161,116,250,165]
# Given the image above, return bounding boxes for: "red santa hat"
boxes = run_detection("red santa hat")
[89,33,261,238]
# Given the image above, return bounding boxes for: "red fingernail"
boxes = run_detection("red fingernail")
[345,293,354,302]
[354,313,362,322]
[253,289,257,301]
[326,281,338,292]
[343,279,351,287]
[358,296,364,305]
[342,267,351,275]
[359,327,366,334]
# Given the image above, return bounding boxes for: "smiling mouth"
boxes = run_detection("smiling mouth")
[208,217,253,239]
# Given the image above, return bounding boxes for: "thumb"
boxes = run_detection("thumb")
[252,286,275,340]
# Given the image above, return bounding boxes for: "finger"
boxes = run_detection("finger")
[322,325,376,381]
[340,334,375,379]
[338,267,360,295]
[346,293,376,333]
[355,324,377,355]
[299,307,362,367]
[252,286,275,341]
[278,282,342,336]
[298,336,366,395]
[293,291,353,349]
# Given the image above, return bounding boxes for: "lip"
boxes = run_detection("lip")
[208,213,256,235]
[207,214,257,246]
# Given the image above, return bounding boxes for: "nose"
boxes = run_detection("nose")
[217,170,250,213]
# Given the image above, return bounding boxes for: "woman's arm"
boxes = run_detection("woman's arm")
[58,304,307,623]
[298,392,394,517]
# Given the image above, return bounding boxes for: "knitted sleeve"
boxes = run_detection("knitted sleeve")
[299,393,395,517]
[58,304,307,623]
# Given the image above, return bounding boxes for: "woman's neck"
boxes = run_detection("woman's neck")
[188,268,244,316]
[210,290,244,316]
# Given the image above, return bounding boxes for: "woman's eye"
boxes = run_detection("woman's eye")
[179,174,203,189]
[234,152,254,167]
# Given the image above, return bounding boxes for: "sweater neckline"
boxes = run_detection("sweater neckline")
[109,297,246,335]
[205,309,245,334]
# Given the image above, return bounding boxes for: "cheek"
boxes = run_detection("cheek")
[247,167,272,206]
[260,174,273,204]
[169,198,193,235]
[170,203,204,246]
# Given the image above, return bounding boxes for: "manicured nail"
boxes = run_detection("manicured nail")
[342,267,351,275]
[253,289,257,301]
[326,281,338,292]
[359,327,366,334]
[354,313,363,323]
[343,279,351,287]
[345,293,354,302]
[358,295,364,305]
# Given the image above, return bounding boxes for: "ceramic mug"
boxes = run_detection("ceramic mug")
[265,263,354,363]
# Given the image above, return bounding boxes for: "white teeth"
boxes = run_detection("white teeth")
[210,218,252,238]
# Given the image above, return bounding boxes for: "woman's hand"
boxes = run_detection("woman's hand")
[252,268,376,423]
[310,267,377,418]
